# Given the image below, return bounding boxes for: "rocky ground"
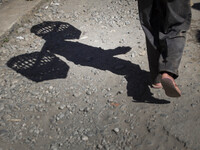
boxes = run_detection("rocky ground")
[0,0,12,6]
[0,0,200,150]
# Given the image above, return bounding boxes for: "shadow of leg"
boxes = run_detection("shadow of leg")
[126,70,170,104]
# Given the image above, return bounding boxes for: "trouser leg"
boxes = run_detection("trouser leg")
[158,0,191,78]
[138,0,161,83]
[138,0,191,80]
[146,37,161,83]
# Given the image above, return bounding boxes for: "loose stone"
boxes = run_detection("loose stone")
[82,135,89,141]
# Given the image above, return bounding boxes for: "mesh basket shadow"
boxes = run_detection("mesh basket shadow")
[31,21,81,40]
[7,52,69,82]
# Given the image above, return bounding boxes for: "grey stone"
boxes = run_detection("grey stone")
[58,104,66,110]
[0,103,4,111]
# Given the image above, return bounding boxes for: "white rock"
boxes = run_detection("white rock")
[16,36,24,40]
[82,135,89,141]
[113,128,119,133]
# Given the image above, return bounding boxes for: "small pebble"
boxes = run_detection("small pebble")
[58,104,66,110]
[82,135,89,141]
[113,128,119,133]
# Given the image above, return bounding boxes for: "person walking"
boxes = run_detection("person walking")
[137,0,191,97]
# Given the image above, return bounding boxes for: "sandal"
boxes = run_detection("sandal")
[161,73,181,97]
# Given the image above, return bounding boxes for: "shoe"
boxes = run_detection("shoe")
[152,83,162,89]
[161,73,181,97]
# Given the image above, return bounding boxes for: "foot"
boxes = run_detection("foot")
[152,83,162,89]
[151,74,162,89]
[161,73,181,97]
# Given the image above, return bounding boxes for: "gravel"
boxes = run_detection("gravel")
[0,0,200,150]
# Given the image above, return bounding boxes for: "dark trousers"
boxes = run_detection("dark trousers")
[138,0,191,83]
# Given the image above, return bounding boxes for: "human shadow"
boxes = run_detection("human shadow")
[7,21,169,104]
[192,3,200,11]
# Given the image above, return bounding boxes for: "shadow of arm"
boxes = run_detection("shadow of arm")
[106,46,131,56]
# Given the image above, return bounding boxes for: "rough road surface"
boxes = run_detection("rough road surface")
[0,0,200,150]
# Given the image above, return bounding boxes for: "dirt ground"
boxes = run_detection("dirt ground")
[0,0,200,150]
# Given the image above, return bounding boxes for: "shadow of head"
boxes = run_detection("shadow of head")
[31,21,81,41]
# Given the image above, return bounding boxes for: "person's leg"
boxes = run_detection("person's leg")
[158,0,191,97]
[146,37,162,88]
[138,0,162,88]
[158,0,191,78]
